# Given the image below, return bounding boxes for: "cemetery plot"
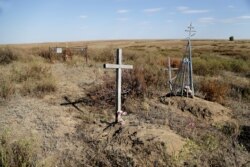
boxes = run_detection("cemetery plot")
[0,37,249,167]
[49,46,88,62]
[169,23,195,97]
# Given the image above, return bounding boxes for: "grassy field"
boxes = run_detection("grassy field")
[0,40,249,166]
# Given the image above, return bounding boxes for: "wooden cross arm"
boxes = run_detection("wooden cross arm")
[103,64,133,69]
[164,68,179,71]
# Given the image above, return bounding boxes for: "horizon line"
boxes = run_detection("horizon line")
[1,38,250,46]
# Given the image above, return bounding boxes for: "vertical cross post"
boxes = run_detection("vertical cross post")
[168,57,172,91]
[166,57,178,94]
[185,23,196,97]
[116,49,122,119]
[104,48,133,123]
[188,39,194,97]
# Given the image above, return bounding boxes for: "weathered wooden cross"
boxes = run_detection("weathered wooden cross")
[103,48,133,123]
[167,57,179,92]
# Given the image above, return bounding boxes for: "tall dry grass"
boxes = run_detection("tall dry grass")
[0,131,38,167]
[0,76,15,100]
[0,48,18,65]
[0,47,57,100]
[200,79,230,103]
[11,61,57,97]
[89,47,114,63]
[88,42,250,106]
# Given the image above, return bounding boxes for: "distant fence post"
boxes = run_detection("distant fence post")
[48,45,88,63]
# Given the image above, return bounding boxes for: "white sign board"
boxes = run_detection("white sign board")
[56,48,62,54]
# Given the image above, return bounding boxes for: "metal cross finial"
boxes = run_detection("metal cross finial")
[185,23,196,38]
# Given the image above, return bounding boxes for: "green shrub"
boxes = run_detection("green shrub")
[193,54,250,76]
[193,57,209,76]
[193,55,225,76]
[229,59,249,73]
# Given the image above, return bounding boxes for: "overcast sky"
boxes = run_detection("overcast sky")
[0,0,250,44]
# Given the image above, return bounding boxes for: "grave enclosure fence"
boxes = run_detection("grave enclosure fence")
[49,46,88,63]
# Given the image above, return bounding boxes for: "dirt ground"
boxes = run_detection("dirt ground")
[1,59,247,166]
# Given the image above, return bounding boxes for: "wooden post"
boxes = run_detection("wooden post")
[168,57,172,91]
[181,62,185,96]
[103,48,133,123]
[166,57,178,94]
[85,45,88,64]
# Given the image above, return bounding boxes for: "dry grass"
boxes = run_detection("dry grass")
[82,40,249,105]
[0,48,18,65]
[20,77,57,97]
[12,62,57,97]
[85,47,167,103]
[0,40,249,166]
[0,131,38,167]
[65,54,86,67]
[38,49,55,62]
[0,76,15,100]
[200,79,230,103]
[0,47,57,99]
[12,62,51,82]
[168,111,240,167]
[90,47,114,63]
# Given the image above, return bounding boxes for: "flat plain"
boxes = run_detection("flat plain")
[0,39,249,167]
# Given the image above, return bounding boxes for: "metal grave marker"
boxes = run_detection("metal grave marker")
[103,48,133,123]
[170,23,196,97]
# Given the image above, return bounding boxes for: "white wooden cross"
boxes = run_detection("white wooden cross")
[166,57,178,91]
[103,48,133,123]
